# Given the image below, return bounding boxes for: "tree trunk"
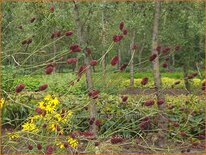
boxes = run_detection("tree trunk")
[73,2,97,134]
[130,30,136,88]
[151,1,167,147]
[138,33,145,71]
[101,7,107,78]
[183,64,190,92]
[117,42,121,70]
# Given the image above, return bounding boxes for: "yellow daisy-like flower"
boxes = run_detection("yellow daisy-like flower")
[67,136,78,148]
[61,111,73,124]
[0,98,5,109]
[48,124,57,132]
[28,115,42,123]
[44,94,52,101]
[38,101,46,110]
[54,113,62,122]
[52,97,59,105]
[56,142,64,149]
[7,132,20,139]
[22,122,39,133]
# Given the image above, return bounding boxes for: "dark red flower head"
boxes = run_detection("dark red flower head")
[86,48,92,55]
[90,60,98,66]
[30,17,36,23]
[197,134,205,140]
[192,72,198,77]
[187,75,194,79]
[95,119,102,126]
[27,39,32,44]
[39,84,48,91]
[15,84,25,93]
[156,46,161,52]
[123,29,128,35]
[70,44,81,53]
[141,77,149,85]
[121,95,128,102]
[50,6,55,13]
[64,142,69,148]
[46,62,56,68]
[132,44,138,50]
[144,100,155,106]
[202,81,206,87]
[175,45,180,51]
[139,121,149,130]
[79,131,94,137]
[45,66,54,74]
[111,136,123,144]
[55,124,60,131]
[165,57,169,62]
[89,117,95,125]
[180,132,187,137]
[88,90,100,99]
[46,145,53,154]
[65,31,73,37]
[28,144,33,150]
[37,144,42,150]
[119,63,128,71]
[35,107,43,114]
[51,31,61,39]
[139,117,150,130]
[77,65,87,77]
[173,122,180,128]
[157,99,164,105]
[110,55,119,66]
[42,123,47,128]
[119,21,124,31]
[67,58,78,64]
[199,86,204,92]
[162,47,170,54]
[149,54,157,61]
[162,63,168,68]
[113,35,123,42]
[142,116,150,122]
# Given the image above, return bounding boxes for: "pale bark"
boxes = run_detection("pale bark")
[151,1,167,147]
[73,2,97,134]
[101,7,107,78]
[130,30,136,87]
[117,42,121,70]
[138,33,146,70]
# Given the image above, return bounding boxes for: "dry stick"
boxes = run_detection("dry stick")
[11,55,21,66]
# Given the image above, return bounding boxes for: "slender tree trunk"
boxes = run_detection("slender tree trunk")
[172,52,175,67]
[151,1,167,147]
[138,33,145,71]
[183,64,190,92]
[101,8,107,78]
[117,42,121,70]
[130,30,136,87]
[73,2,97,134]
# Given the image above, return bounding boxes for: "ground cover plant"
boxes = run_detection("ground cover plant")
[1,1,205,154]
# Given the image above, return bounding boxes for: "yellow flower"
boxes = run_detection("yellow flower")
[56,142,64,149]
[38,101,46,110]
[67,136,78,148]
[61,111,73,124]
[44,94,52,101]
[7,132,20,139]
[22,122,39,133]
[54,113,62,122]
[0,98,5,109]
